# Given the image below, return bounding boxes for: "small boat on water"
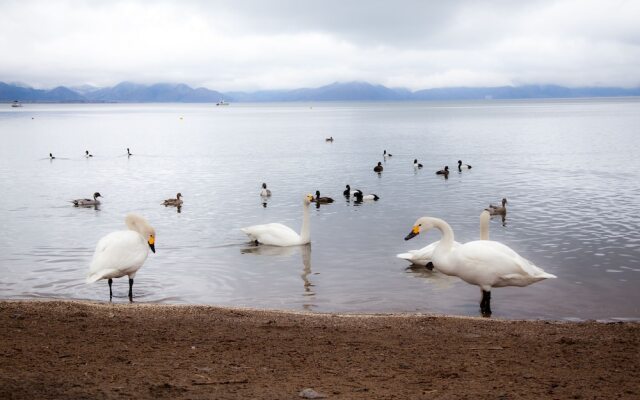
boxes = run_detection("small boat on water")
[11,100,22,108]
[216,99,229,106]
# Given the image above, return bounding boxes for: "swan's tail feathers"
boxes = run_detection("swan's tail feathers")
[396,253,414,261]
[540,272,557,279]
[86,273,102,284]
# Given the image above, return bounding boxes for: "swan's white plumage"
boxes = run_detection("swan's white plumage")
[241,194,313,246]
[86,214,155,283]
[408,217,556,292]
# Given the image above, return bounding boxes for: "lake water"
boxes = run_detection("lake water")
[1,99,639,321]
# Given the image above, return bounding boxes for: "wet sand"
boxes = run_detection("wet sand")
[1,300,638,399]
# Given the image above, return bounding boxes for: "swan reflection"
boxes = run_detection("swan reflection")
[240,244,316,307]
[405,264,458,290]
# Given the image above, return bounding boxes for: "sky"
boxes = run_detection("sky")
[0,0,639,91]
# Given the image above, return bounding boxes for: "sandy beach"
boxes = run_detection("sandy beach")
[0,300,638,399]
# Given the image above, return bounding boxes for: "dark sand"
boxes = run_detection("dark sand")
[1,300,638,399]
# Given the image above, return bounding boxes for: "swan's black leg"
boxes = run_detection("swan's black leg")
[108,279,113,301]
[128,278,134,302]
[480,290,492,317]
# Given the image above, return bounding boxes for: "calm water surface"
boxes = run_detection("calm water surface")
[1,100,639,320]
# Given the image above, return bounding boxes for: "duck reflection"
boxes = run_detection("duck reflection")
[240,244,316,305]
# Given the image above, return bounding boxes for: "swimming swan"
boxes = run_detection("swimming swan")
[162,193,183,206]
[72,192,102,206]
[397,211,490,267]
[86,214,156,302]
[241,194,314,246]
[403,216,556,316]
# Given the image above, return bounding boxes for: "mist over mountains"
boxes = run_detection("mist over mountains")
[2,81,639,103]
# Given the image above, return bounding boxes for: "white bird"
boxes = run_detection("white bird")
[72,192,102,206]
[86,214,156,302]
[241,194,314,246]
[260,183,272,197]
[413,159,423,169]
[343,185,359,198]
[396,210,490,267]
[403,216,556,316]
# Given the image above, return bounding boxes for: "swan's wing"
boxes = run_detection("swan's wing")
[397,241,440,265]
[241,223,301,246]
[452,241,554,287]
[87,231,149,282]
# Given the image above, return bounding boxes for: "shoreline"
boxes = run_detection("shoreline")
[1,300,638,399]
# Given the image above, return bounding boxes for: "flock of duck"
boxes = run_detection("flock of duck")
[74,146,555,317]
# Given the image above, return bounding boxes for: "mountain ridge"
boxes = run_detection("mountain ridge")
[1,81,639,103]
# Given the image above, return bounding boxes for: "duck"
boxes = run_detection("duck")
[403,216,556,316]
[486,198,507,216]
[436,166,449,175]
[458,160,472,171]
[343,184,359,198]
[260,183,272,197]
[383,150,392,158]
[72,192,102,206]
[312,190,334,204]
[85,150,93,158]
[86,214,156,302]
[353,189,379,202]
[241,194,314,246]
[413,159,423,169]
[397,211,490,267]
[325,136,334,142]
[162,193,183,206]
[373,162,383,173]
[49,153,55,160]
[127,148,132,157]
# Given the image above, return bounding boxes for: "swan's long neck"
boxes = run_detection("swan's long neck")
[299,201,311,243]
[430,218,457,274]
[480,211,490,240]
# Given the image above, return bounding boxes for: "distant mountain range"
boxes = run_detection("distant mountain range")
[2,81,639,103]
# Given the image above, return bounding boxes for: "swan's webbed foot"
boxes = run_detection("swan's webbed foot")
[128,278,134,302]
[108,279,113,302]
[480,290,492,317]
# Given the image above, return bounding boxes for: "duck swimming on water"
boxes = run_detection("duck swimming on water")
[72,192,102,206]
[85,150,93,158]
[458,160,471,171]
[163,193,183,206]
[373,162,383,173]
[260,183,272,197]
[312,190,334,204]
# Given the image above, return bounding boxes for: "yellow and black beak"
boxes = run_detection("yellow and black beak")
[148,236,156,253]
[404,225,420,241]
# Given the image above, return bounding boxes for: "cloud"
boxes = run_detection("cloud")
[0,0,638,90]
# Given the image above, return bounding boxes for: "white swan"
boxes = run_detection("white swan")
[397,211,490,267]
[86,214,156,302]
[241,194,314,246]
[403,216,556,316]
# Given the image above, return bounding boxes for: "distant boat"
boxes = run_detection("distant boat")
[216,99,229,106]
[11,100,22,108]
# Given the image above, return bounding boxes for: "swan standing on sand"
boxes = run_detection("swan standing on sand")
[397,211,490,267]
[162,193,183,206]
[260,183,272,197]
[86,214,156,302]
[241,194,314,246]
[72,192,102,206]
[403,216,556,316]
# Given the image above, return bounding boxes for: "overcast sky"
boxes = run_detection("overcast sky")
[1,0,639,91]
